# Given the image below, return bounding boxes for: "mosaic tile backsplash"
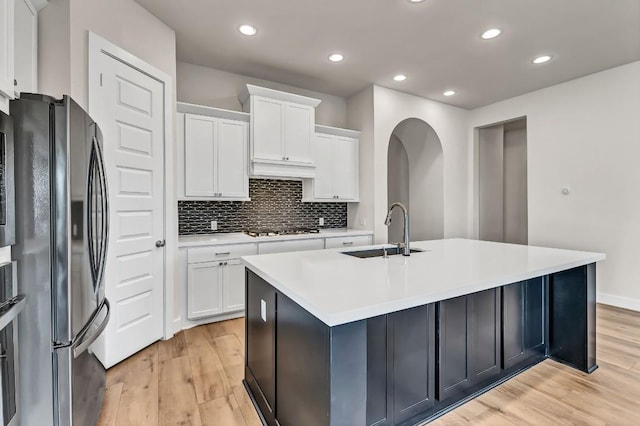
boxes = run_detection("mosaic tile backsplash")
[178,179,348,235]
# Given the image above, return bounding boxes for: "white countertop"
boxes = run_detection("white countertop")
[178,229,373,247]
[241,238,605,327]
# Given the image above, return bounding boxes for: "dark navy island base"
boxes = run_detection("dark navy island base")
[243,263,596,426]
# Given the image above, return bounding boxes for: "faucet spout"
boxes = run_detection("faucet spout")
[385,202,410,256]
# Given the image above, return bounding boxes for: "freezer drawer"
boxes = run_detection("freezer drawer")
[54,300,109,426]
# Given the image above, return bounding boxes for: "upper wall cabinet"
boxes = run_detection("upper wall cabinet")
[0,0,39,105]
[239,84,321,179]
[303,125,360,202]
[14,0,38,95]
[177,102,250,200]
[0,0,15,100]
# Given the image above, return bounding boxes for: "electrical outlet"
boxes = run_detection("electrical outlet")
[360,217,367,227]
[319,217,324,226]
[210,220,218,231]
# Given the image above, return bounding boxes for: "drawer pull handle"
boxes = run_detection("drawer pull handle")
[215,252,231,256]
[342,242,354,246]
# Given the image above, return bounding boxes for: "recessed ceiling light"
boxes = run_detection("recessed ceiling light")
[532,55,552,64]
[328,53,344,62]
[238,24,257,36]
[393,74,407,82]
[481,28,502,40]
[443,90,456,97]
[408,0,426,3]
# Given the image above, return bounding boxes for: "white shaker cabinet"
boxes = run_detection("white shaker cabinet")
[0,0,15,101]
[187,259,246,320]
[186,243,258,320]
[239,84,320,179]
[14,0,37,95]
[303,125,360,202]
[187,261,224,319]
[178,103,250,200]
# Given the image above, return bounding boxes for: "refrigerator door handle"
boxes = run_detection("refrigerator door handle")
[72,299,110,358]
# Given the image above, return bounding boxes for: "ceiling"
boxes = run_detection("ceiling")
[135,0,640,109]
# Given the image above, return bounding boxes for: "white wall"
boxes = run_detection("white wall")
[469,60,640,309]
[346,86,375,230]
[387,135,410,242]
[177,61,348,128]
[39,0,177,111]
[366,85,469,243]
[391,119,444,241]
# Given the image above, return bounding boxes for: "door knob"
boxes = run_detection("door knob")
[155,240,166,247]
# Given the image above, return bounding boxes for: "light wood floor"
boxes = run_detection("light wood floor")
[98,304,640,426]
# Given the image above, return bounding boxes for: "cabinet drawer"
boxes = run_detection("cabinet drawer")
[188,243,258,264]
[325,235,371,249]
[258,238,324,255]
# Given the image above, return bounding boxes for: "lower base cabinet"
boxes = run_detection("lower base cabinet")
[367,305,436,426]
[437,288,501,401]
[187,259,246,320]
[502,278,545,369]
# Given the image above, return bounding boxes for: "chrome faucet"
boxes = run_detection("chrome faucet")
[384,202,410,256]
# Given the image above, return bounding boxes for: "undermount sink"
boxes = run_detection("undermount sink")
[342,247,424,258]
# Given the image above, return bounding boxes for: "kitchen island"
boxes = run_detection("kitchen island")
[241,239,605,426]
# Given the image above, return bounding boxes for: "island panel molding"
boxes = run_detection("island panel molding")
[243,238,603,425]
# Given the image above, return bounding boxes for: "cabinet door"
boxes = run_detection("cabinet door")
[14,0,37,95]
[283,103,313,164]
[0,0,15,99]
[253,96,284,161]
[333,136,358,200]
[184,114,216,196]
[217,119,248,198]
[313,133,334,199]
[187,261,223,319]
[469,288,501,383]
[391,304,436,424]
[438,295,471,401]
[503,278,545,369]
[223,259,245,313]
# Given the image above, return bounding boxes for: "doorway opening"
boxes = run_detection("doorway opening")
[387,118,444,243]
[477,117,528,244]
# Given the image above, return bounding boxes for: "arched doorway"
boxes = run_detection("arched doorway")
[387,118,444,243]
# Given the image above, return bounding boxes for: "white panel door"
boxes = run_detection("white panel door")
[94,52,165,367]
[0,0,14,99]
[217,119,248,198]
[252,96,284,161]
[185,113,216,196]
[313,133,334,199]
[284,103,313,164]
[333,136,358,200]
[188,262,224,319]
[223,259,245,312]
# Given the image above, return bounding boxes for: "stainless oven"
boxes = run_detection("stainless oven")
[0,261,23,426]
[0,111,14,247]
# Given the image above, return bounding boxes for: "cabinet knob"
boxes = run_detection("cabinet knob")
[13,79,18,86]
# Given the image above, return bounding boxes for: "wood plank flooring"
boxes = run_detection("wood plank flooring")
[98,304,640,425]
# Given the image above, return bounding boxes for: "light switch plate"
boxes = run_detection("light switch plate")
[260,300,267,322]
[211,220,218,231]
[319,217,324,226]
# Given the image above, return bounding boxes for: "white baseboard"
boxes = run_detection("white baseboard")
[597,292,640,312]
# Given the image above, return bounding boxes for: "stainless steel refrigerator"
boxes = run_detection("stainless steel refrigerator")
[10,94,110,426]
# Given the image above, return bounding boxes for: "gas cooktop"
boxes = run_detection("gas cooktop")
[244,228,320,238]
